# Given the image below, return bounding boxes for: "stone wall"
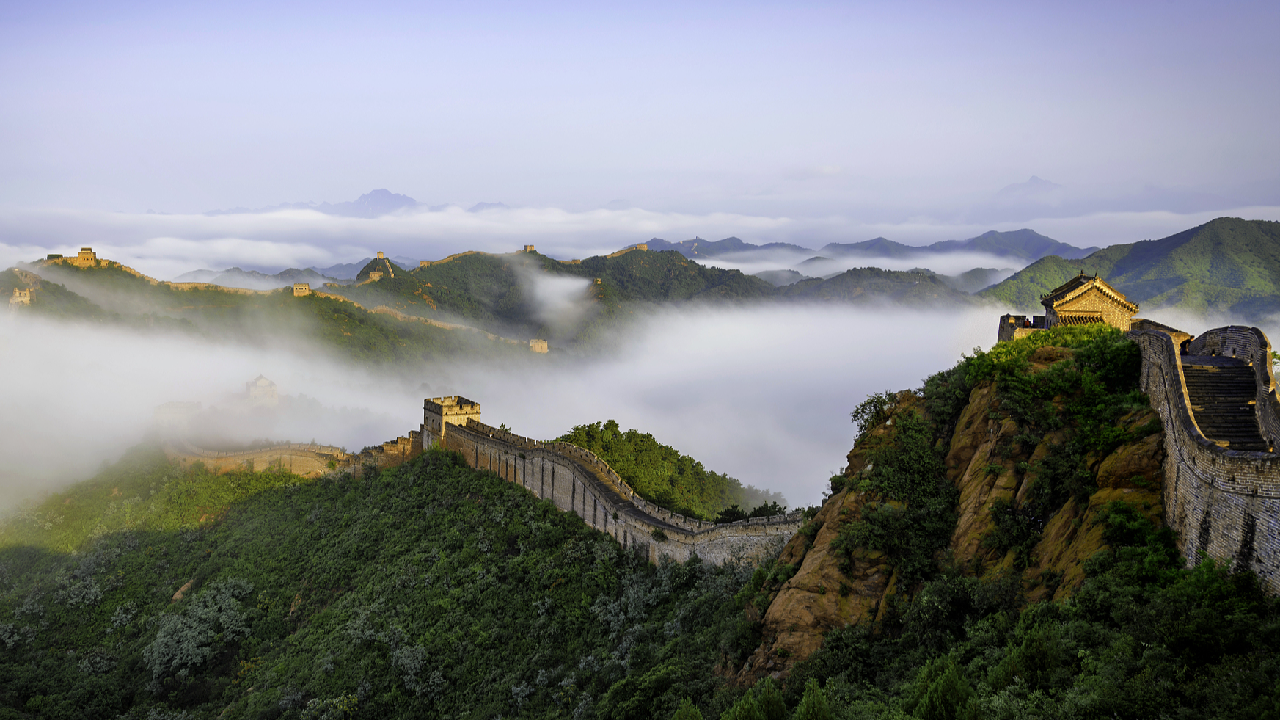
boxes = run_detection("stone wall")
[423,400,802,565]
[165,440,352,477]
[1131,327,1280,593]
[1186,326,1280,447]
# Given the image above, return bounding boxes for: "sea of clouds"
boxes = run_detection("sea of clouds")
[4,203,1280,280]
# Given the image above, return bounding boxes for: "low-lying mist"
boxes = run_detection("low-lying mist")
[8,302,1261,517]
[698,249,1023,285]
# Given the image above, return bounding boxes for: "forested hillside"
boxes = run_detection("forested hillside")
[556,420,787,521]
[981,217,1280,317]
[0,449,762,720]
[8,263,527,365]
[2,327,1279,719]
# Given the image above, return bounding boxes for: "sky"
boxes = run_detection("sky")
[3,1,1280,510]
[2,0,1279,274]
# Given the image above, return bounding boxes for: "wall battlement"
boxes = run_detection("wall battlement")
[422,396,802,564]
[1132,325,1280,593]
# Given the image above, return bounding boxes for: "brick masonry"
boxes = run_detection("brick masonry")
[1131,326,1280,593]
[423,397,802,565]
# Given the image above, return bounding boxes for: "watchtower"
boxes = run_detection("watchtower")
[998,272,1138,343]
[71,247,98,268]
[1040,272,1138,330]
[292,283,312,297]
[423,396,482,448]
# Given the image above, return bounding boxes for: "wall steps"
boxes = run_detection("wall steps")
[1182,357,1270,451]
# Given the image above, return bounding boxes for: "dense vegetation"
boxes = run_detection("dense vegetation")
[780,268,974,306]
[10,262,527,365]
[981,217,1280,318]
[3,323,1280,719]
[706,324,1280,718]
[0,448,762,720]
[556,420,787,521]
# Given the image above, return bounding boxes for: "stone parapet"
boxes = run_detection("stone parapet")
[1130,327,1280,593]
[1186,326,1280,448]
[423,401,801,565]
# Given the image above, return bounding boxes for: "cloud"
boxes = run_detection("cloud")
[0,303,1000,514]
[2,204,1279,280]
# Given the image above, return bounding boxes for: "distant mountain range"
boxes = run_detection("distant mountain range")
[980,218,1280,319]
[205,190,508,218]
[644,229,1097,262]
[173,267,348,291]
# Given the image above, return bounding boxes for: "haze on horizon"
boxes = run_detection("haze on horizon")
[1,1,1279,276]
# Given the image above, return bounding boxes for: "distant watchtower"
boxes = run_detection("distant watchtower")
[523,244,536,253]
[246,375,279,407]
[998,272,1138,343]
[70,247,98,268]
[292,283,312,297]
[9,287,31,308]
[423,396,482,448]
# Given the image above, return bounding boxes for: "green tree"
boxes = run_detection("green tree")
[672,697,704,720]
[792,679,833,720]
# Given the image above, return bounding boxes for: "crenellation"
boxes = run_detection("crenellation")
[1132,325,1280,593]
[419,395,800,564]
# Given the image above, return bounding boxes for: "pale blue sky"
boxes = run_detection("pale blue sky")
[1,0,1278,257]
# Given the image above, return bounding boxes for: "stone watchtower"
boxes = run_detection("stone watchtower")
[422,396,482,449]
[292,283,312,297]
[9,287,31,308]
[246,375,279,407]
[998,272,1138,343]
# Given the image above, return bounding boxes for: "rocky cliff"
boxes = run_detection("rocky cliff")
[737,340,1166,683]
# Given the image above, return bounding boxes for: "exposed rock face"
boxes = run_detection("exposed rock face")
[736,489,896,684]
[739,347,1167,679]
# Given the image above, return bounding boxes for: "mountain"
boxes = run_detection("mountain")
[310,256,423,280]
[780,267,977,305]
[928,229,1097,260]
[19,259,529,364]
[753,269,813,287]
[467,201,509,212]
[643,237,814,258]
[0,445,757,719]
[980,217,1280,317]
[817,237,918,258]
[173,267,345,291]
[325,247,777,345]
[818,230,1096,261]
[206,189,421,218]
[5,325,1277,718]
[938,266,1013,293]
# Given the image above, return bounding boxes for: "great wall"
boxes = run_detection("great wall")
[23,247,549,353]
[97,256,1280,585]
[999,272,1280,593]
[1131,324,1280,593]
[163,395,802,565]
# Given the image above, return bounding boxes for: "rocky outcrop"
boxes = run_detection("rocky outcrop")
[736,489,897,683]
[739,346,1168,678]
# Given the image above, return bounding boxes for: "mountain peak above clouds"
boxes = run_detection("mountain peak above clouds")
[998,175,1063,197]
[206,190,422,218]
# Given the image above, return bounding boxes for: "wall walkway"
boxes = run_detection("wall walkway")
[425,405,803,565]
[1131,326,1280,593]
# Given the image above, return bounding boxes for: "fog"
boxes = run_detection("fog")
[0,303,1004,515]
[699,249,1024,284]
[6,204,1280,283]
